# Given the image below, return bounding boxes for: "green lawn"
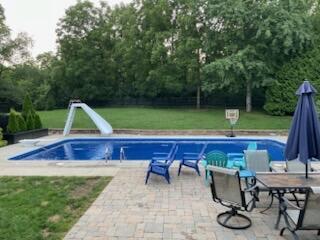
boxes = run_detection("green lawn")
[38,107,292,130]
[0,176,111,240]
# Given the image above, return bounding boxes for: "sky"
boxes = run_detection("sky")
[1,0,131,57]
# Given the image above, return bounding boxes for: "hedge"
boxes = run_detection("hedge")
[264,46,320,116]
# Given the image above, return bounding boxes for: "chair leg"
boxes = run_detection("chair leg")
[165,171,170,184]
[291,192,300,207]
[260,191,274,214]
[280,227,299,240]
[178,163,182,176]
[195,165,201,176]
[280,227,286,236]
[205,169,210,186]
[145,171,151,184]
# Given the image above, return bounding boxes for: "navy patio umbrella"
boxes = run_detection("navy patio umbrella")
[285,80,320,178]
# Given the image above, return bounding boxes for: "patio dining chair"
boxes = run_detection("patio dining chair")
[280,187,320,240]
[208,165,258,229]
[244,150,275,213]
[227,142,257,170]
[145,144,179,184]
[178,143,207,176]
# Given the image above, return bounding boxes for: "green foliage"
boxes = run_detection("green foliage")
[25,113,35,130]
[7,109,18,134]
[34,114,42,129]
[16,113,27,132]
[6,109,28,133]
[264,46,320,115]
[0,127,7,147]
[1,1,320,112]
[22,94,35,119]
[202,0,316,112]
[20,94,43,130]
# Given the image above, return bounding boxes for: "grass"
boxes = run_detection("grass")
[38,107,292,130]
[0,176,111,240]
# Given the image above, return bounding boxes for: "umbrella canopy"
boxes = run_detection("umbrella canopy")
[285,80,320,178]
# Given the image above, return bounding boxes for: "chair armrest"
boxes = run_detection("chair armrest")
[152,157,167,161]
[150,162,168,167]
[153,152,169,155]
[244,184,259,193]
[201,160,208,167]
[183,152,199,156]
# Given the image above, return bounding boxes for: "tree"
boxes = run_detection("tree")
[171,0,208,109]
[56,0,117,103]
[203,0,316,112]
[0,4,32,107]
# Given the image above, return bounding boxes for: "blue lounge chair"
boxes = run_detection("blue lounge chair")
[145,144,178,184]
[227,142,257,169]
[178,143,207,176]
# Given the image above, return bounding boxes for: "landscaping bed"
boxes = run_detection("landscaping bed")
[4,128,48,144]
[0,176,111,240]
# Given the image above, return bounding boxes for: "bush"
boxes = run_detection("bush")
[0,128,7,147]
[16,114,27,132]
[22,94,36,119]
[264,47,320,115]
[21,94,43,130]
[7,109,19,134]
[26,113,35,130]
[34,114,42,129]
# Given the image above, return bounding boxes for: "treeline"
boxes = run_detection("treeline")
[0,0,319,114]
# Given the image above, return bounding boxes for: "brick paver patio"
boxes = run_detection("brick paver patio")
[65,167,317,240]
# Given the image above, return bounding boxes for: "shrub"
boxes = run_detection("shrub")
[26,113,35,130]
[7,109,19,133]
[0,128,7,147]
[34,114,42,129]
[16,114,27,132]
[264,47,320,115]
[22,94,36,119]
[21,94,43,130]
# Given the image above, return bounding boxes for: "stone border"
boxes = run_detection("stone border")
[49,128,288,136]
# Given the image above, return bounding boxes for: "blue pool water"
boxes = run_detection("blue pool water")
[9,138,285,161]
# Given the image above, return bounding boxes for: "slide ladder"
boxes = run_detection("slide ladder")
[63,103,113,136]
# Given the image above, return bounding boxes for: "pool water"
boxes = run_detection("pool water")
[9,138,285,161]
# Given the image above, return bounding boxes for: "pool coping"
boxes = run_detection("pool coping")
[49,128,289,136]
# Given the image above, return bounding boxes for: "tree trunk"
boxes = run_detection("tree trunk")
[196,86,200,109]
[246,78,252,112]
[196,49,201,109]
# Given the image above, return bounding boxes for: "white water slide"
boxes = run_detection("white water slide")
[63,103,113,136]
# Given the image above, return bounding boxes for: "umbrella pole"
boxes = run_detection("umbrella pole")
[306,162,308,178]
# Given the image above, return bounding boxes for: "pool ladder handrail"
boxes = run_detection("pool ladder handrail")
[120,146,128,162]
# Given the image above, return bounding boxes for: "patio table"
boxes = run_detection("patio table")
[256,172,320,229]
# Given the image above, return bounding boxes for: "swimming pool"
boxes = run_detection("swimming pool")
[9,137,285,161]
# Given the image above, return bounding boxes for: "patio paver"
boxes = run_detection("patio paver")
[64,167,318,240]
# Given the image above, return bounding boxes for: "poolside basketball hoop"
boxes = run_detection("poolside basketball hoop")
[225,109,239,137]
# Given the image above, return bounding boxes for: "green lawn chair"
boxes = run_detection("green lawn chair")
[202,150,228,185]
